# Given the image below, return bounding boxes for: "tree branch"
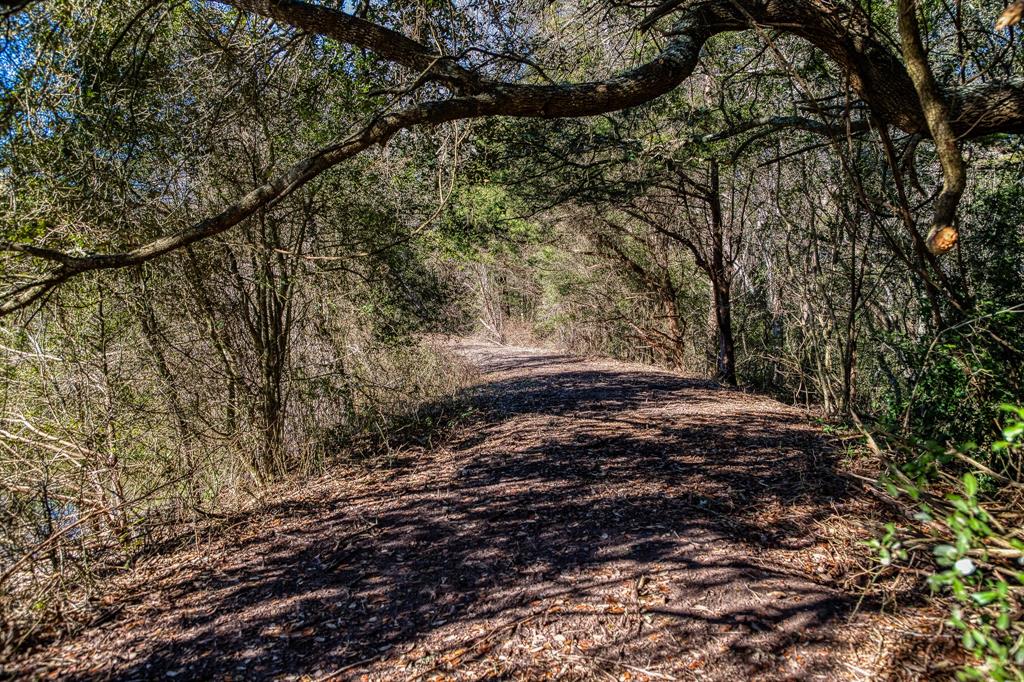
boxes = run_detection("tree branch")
[4,0,1024,314]
[223,0,482,92]
[897,0,966,255]
[1,7,719,315]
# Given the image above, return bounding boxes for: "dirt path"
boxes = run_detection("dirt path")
[12,342,923,681]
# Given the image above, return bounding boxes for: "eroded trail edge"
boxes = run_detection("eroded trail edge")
[13,342,921,680]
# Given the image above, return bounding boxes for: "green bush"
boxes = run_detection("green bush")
[883,306,1023,449]
[873,405,1024,680]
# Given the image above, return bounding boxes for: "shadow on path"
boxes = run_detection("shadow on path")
[44,345,875,681]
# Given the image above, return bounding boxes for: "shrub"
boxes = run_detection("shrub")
[873,405,1024,680]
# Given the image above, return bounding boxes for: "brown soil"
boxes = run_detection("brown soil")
[9,342,945,681]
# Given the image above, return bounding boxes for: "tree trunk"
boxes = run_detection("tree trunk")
[707,160,737,386]
[711,278,736,385]
[661,295,687,369]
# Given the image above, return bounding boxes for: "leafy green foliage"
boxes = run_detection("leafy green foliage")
[874,407,1024,681]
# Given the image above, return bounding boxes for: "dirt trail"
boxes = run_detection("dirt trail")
[12,342,921,681]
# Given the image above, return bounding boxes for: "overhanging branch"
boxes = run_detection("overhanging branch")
[0,8,718,315]
[4,0,1024,316]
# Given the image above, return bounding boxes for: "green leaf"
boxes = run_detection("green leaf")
[963,629,976,648]
[935,544,959,561]
[996,612,1010,630]
[997,404,1024,418]
[963,472,978,497]
[971,590,998,606]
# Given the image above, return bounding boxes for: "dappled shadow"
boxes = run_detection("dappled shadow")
[36,345,878,681]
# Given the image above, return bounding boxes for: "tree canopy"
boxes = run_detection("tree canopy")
[2,0,1023,313]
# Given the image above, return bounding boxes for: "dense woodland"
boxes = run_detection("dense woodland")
[1,0,1023,678]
